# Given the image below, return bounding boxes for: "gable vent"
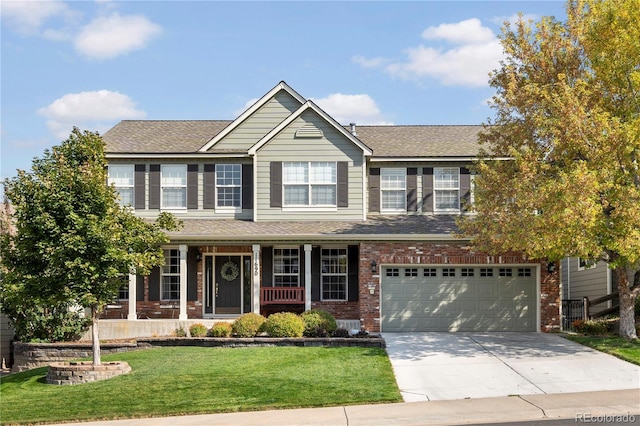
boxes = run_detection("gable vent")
[295,123,323,138]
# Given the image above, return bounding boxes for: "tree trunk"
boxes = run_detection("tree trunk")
[614,267,638,340]
[91,306,101,366]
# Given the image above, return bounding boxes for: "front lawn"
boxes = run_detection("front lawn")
[0,346,401,425]
[564,335,640,365]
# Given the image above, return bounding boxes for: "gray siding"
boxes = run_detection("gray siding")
[564,257,611,315]
[256,111,365,221]
[210,92,302,152]
[0,314,14,368]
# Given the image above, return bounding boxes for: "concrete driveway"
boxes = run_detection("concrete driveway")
[383,332,640,402]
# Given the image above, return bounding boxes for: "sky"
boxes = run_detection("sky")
[1,0,567,185]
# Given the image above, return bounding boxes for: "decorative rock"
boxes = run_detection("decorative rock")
[46,361,131,385]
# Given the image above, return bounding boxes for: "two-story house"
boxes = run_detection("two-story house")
[102,81,560,336]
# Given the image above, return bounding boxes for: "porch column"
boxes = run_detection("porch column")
[127,273,137,320]
[179,244,188,320]
[304,244,312,311]
[252,244,261,313]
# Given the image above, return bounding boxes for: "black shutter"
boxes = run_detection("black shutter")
[203,164,216,209]
[134,164,146,210]
[406,167,418,212]
[460,167,471,211]
[422,167,434,213]
[347,245,359,301]
[311,247,321,301]
[270,162,282,208]
[187,247,198,301]
[242,164,253,209]
[261,247,273,287]
[149,164,161,209]
[136,275,144,301]
[148,266,160,301]
[369,168,380,213]
[187,164,199,210]
[337,161,348,207]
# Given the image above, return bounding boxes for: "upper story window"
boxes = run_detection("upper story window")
[161,165,187,209]
[283,162,336,206]
[216,164,241,208]
[381,168,406,211]
[108,165,134,207]
[273,248,300,286]
[434,167,460,212]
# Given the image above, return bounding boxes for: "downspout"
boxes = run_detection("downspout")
[253,153,258,222]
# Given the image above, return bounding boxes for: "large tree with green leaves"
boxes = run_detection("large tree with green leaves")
[459,0,640,338]
[1,128,180,364]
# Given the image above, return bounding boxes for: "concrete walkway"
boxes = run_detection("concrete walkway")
[383,332,640,402]
[50,389,640,425]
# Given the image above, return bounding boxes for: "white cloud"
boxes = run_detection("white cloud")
[351,55,390,69]
[233,98,259,117]
[74,12,162,60]
[312,93,392,125]
[38,90,146,139]
[355,18,503,88]
[0,0,77,35]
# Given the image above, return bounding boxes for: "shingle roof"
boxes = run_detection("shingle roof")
[104,121,484,158]
[167,215,461,242]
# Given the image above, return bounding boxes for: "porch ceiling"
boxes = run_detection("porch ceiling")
[167,215,462,243]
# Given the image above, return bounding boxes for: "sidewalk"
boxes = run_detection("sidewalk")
[52,389,640,426]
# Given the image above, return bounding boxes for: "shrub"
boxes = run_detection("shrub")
[209,322,232,337]
[331,327,350,338]
[301,309,337,337]
[263,312,305,337]
[189,323,208,337]
[572,319,609,335]
[232,313,266,337]
[174,326,187,337]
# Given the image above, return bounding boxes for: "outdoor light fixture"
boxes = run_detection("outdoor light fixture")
[195,249,202,262]
[547,262,556,274]
[371,260,377,274]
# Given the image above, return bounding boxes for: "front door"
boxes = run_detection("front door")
[213,256,242,314]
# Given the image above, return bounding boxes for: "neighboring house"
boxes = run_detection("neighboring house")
[102,81,560,333]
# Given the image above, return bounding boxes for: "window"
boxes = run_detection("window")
[518,268,532,277]
[381,168,406,211]
[461,268,474,277]
[434,167,460,212]
[499,268,513,277]
[161,249,180,300]
[116,275,129,300]
[442,268,456,277]
[216,164,241,208]
[273,248,299,286]
[108,165,134,207]
[424,268,437,277]
[405,268,418,277]
[321,248,347,300]
[161,165,187,209]
[480,268,493,277]
[578,258,597,270]
[386,268,399,277]
[283,162,336,206]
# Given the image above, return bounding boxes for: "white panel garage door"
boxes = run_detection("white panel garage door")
[381,266,537,332]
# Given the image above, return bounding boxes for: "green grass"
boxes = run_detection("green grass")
[564,335,640,365]
[0,346,401,425]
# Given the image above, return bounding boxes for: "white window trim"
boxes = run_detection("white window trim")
[283,161,337,208]
[273,246,301,287]
[161,164,187,211]
[161,247,180,301]
[108,164,135,208]
[215,164,242,211]
[434,167,460,213]
[578,258,597,271]
[320,247,348,301]
[380,167,406,213]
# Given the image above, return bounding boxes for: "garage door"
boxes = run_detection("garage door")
[381,266,537,332]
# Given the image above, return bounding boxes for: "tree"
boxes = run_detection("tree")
[458,0,640,338]
[0,128,181,364]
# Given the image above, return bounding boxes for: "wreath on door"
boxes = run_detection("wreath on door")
[220,260,240,282]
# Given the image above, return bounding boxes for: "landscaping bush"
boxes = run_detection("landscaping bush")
[263,312,305,337]
[189,323,208,337]
[174,326,187,337]
[572,319,609,335]
[232,312,266,337]
[301,309,337,337]
[209,322,232,337]
[332,327,350,338]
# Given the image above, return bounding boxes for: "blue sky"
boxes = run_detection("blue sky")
[1,1,566,183]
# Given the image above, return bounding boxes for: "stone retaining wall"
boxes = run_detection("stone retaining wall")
[46,361,131,385]
[12,337,385,372]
